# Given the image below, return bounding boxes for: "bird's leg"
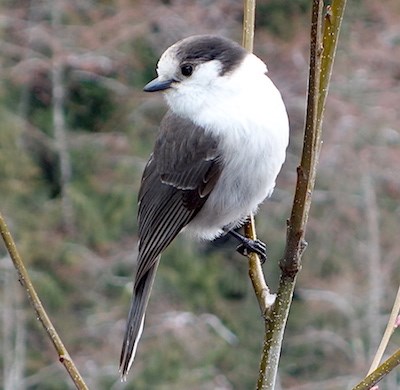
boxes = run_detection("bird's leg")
[227,229,267,263]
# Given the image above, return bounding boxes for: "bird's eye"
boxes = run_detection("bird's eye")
[180,64,193,77]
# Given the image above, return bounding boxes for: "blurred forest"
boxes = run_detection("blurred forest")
[0,0,399,389]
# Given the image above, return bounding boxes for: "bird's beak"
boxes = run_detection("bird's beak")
[143,77,174,92]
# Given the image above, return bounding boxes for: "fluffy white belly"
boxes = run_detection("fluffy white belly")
[185,120,287,240]
[173,58,289,240]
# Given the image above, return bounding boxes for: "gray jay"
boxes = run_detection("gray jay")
[120,35,289,378]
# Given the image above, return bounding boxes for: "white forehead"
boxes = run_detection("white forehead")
[156,45,180,77]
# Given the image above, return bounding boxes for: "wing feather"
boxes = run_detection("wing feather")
[134,111,222,284]
[120,111,222,376]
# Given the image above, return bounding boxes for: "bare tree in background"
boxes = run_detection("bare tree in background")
[1,261,26,390]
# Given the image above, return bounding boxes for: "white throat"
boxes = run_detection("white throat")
[163,54,268,124]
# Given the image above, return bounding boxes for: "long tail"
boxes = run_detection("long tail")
[119,257,160,379]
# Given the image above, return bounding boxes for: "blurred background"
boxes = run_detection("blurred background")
[1,0,399,389]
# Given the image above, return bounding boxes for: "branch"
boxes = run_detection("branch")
[242,0,256,52]
[242,0,275,318]
[368,285,400,374]
[352,349,400,390]
[257,2,324,388]
[0,213,89,390]
[353,285,400,389]
[257,1,347,389]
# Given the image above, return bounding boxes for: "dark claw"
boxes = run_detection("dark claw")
[226,229,268,263]
[236,238,267,264]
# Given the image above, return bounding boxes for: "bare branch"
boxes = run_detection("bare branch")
[367,285,400,375]
[242,0,275,318]
[242,0,256,52]
[0,213,88,390]
[256,1,348,389]
[352,349,400,390]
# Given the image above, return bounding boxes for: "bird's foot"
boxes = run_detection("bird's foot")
[236,239,267,264]
[228,230,267,263]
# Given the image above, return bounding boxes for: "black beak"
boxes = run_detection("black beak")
[143,77,174,92]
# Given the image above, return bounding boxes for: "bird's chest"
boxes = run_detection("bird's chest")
[219,126,277,198]
[191,92,287,208]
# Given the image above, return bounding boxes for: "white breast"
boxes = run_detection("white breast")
[170,54,289,240]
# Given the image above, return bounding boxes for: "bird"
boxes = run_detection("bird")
[119,34,289,378]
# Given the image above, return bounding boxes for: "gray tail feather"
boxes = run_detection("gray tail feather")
[119,258,160,379]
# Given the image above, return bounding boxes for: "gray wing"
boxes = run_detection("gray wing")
[135,111,222,285]
[120,111,221,376]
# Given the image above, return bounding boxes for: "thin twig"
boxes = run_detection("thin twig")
[367,285,400,375]
[0,212,89,390]
[242,0,275,317]
[352,349,400,390]
[243,1,347,388]
[257,1,348,389]
[281,0,324,276]
[244,216,275,317]
[258,4,324,389]
[242,0,256,52]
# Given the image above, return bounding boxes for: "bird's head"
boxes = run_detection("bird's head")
[143,35,249,117]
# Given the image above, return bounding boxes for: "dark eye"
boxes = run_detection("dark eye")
[180,64,193,77]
